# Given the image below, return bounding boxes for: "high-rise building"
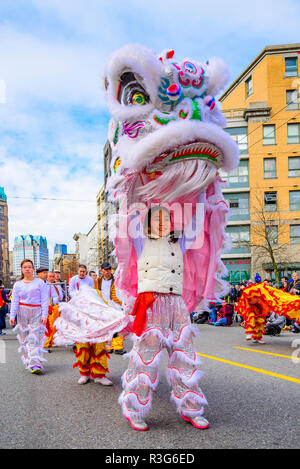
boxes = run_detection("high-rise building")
[54,243,67,256]
[13,235,49,277]
[0,187,10,286]
[220,43,300,282]
[96,141,117,268]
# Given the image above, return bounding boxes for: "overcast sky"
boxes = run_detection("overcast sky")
[1,0,300,257]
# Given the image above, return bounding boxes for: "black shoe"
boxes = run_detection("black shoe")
[108,349,114,354]
[115,349,126,355]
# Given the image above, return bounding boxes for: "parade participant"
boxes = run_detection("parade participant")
[89,271,97,281]
[54,270,66,301]
[0,280,10,336]
[237,283,300,343]
[117,204,212,431]
[44,271,63,350]
[68,265,113,386]
[95,262,126,355]
[68,265,94,296]
[9,259,48,374]
[103,44,241,431]
[243,295,268,343]
[36,267,48,283]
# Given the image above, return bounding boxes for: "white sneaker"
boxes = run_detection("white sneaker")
[252,339,258,343]
[94,376,113,386]
[182,414,210,429]
[246,335,252,340]
[125,416,149,431]
[78,376,89,385]
[257,340,265,344]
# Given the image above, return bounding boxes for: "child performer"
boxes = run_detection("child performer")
[9,259,49,374]
[119,205,209,432]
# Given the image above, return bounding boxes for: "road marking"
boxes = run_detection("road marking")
[233,347,300,361]
[197,353,300,384]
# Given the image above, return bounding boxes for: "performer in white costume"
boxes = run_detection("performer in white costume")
[10,259,48,374]
[101,44,240,431]
[118,205,208,431]
[68,265,94,297]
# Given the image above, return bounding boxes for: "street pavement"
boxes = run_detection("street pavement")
[0,323,299,449]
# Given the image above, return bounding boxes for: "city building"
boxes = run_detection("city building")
[96,141,118,268]
[73,223,98,272]
[220,43,300,282]
[0,187,10,286]
[54,243,67,257]
[73,232,88,266]
[13,235,49,277]
[54,253,78,282]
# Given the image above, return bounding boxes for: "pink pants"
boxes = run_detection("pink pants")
[119,294,207,421]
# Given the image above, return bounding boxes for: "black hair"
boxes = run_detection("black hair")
[78,264,87,270]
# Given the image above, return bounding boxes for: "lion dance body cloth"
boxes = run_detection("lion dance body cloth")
[54,286,130,380]
[237,283,300,341]
[102,44,240,428]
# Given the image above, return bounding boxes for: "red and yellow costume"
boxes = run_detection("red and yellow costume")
[74,342,109,379]
[44,284,61,348]
[73,287,111,379]
[237,283,300,340]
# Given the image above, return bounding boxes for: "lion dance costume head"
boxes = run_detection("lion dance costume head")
[103,44,240,311]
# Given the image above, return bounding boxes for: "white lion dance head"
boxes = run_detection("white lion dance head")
[103,44,239,310]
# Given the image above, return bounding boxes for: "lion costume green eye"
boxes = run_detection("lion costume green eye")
[132,92,146,105]
[117,71,149,106]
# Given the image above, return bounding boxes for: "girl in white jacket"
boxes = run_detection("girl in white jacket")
[119,205,209,431]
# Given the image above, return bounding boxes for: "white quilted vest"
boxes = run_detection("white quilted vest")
[137,236,183,295]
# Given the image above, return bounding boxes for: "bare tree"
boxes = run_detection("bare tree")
[230,192,289,284]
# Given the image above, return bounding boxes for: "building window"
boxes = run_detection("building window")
[226,226,250,252]
[285,57,298,77]
[264,192,277,212]
[287,123,300,143]
[289,191,300,211]
[266,225,278,245]
[263,124,276,145]
[245,76,253,97]
[288,157,300,177]
[219,160,249,187]
[225,193,249,220]
[264,158,276,179]
[286,90,299,110]
[226,127,248,154]
[290,225,300,244]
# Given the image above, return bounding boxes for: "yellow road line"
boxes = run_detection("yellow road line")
[234,346,300,361]
[197,353,300,384]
